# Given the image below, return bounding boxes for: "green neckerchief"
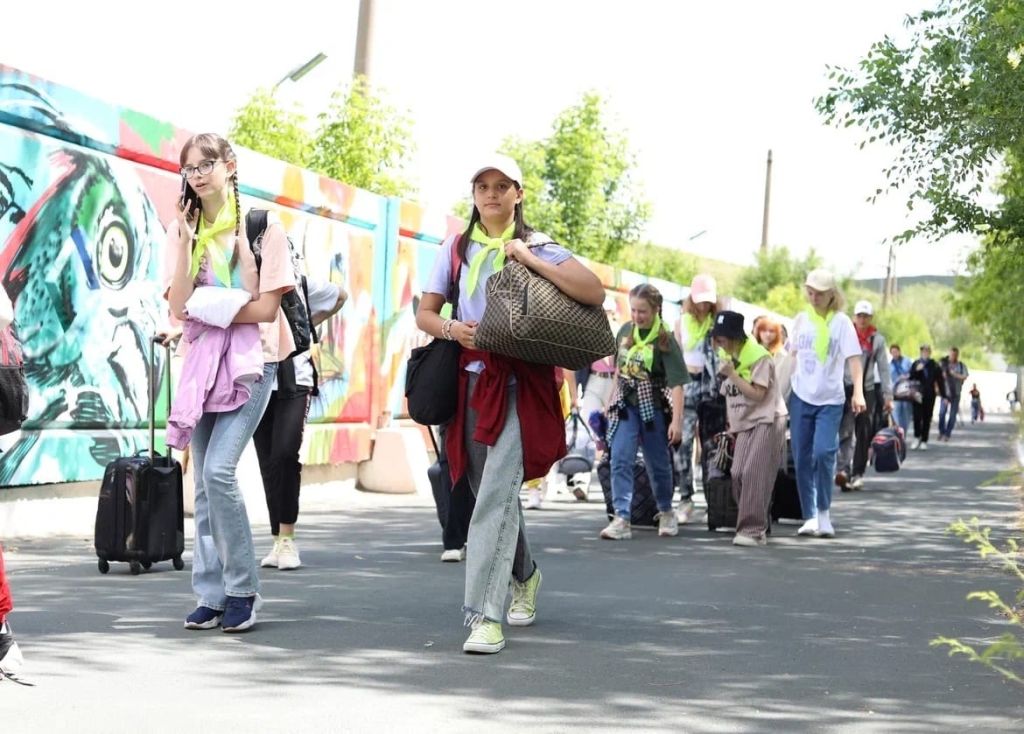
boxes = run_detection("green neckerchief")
[189,194,236,286]
[681,312,711,350]
[804,306,836,363]
[735,337,771,382]
[465,222,515,295]
[625,315,663,372]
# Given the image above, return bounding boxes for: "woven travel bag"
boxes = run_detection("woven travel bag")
[475,261,615,370]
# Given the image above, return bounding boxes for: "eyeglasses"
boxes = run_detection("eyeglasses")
[180,159,221,179]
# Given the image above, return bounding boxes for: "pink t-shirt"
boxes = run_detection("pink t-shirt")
[164,213,296,363]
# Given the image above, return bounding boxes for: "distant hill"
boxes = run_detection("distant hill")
[854,274,957,293]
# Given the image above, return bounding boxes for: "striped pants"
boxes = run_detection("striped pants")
[731,418,786,538]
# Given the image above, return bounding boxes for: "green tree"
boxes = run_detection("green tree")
[763,283,806,318]
[308,76,415,197]
[873,308,934,355]
[617,244,698,285]
[815,0,1024,362]
[228,88,313,166]
[734,246,822,307]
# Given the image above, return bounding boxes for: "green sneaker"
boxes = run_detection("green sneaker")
[507,567,542,627]
[463,620,506,654]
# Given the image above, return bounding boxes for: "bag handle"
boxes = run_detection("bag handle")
[149,334,173,462]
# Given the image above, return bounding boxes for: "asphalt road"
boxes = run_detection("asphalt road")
[2,416,1023,733]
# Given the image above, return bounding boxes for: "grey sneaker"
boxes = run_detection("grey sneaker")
[600,516,632,540]
[657,510,679,537]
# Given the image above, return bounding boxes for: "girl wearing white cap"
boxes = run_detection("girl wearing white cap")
[787,269,865,538]
[673,274,726,524]
[416,153,605,654]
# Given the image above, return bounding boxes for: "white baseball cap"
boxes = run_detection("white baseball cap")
[854,300,874,316]
[469,153,524,186]
[804,268,837,292]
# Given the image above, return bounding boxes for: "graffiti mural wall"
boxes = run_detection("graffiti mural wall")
[0,63,716,489]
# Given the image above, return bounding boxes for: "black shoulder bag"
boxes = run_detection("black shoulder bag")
[405,240,462,426]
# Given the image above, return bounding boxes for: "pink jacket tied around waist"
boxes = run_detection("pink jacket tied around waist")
[167,288,265,450]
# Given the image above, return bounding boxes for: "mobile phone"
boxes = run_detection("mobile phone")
[180,176,200,215]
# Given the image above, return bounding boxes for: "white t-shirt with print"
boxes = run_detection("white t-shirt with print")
[789,311,861,406]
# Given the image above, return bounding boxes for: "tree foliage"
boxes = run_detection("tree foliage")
[228,88,313,167]
[617,245,698,285]
[229,75,415,198]
[815,0,1024,363]
[734,246,822,308]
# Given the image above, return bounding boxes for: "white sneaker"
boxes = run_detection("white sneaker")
[816,513,836,538]
[525,489,543,510]
[912,439,922,450]
[676,500,696,525]
[441,546,466,563]
[918,442,928,452]
[260,538,280,568]
[276,537,302,570]
[733,533,767,547]
[600,516,632,540]
[849,475,864,490]
[657,510,679,537]
[0,620,24,676]
[797,517,819,536]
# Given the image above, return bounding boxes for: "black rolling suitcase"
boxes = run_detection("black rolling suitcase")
[771,435,803,522]
[95,336,184,575]
[705,476,738,531]
[598,454,659,527]
[426,427,474,550]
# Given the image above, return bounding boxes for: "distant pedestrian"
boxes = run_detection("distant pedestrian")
[416,153,605,654]
[787,269,865,539]
[601,284,688,540]
[937,347,969,441]
[969,384,982,423]
[836,301,892,491]
[889,344,913,436]
[909,345,945,450]
[712,311,787,547]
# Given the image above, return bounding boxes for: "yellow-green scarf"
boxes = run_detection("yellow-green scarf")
[189,194,236,286]
[681,312,711,350]
[736,337,770,381]
[465,222,515,295]
[625,315,662,372]
[804,306,835,363]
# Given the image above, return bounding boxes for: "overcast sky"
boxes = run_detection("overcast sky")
[6,0,978,278]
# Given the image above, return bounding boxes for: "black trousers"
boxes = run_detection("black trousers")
[912,394,937,444]
[253,390,310,536]
[432,424,476,551]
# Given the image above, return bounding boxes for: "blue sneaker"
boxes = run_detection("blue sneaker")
[184,606,223,630]
[221,594,262,633]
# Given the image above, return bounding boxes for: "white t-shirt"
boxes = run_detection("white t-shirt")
[293,279,343,388]
[789,311,861,406]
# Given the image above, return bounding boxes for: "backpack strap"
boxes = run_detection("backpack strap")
[447,234,462,320]
[244,209,270,270]
[299,275,319,396]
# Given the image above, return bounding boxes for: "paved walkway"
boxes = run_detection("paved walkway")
[2,417,1023,732]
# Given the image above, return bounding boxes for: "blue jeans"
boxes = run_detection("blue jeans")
[938,395,961,438]
[190,362,277,610]
[893,400,912,437]
[610,405,674,518]
[788,394,843,519]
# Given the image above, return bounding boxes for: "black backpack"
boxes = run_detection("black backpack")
[244,209,316,361]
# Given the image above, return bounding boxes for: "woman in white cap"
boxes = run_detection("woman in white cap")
[835,300,892,491]
[673,273,726,524]
[416,153,605,654]
[787,269,865,538]
[712,310,787,546]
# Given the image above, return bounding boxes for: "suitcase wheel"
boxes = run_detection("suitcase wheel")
[142,560,152,570]
[129,560,143,576]
[98,559,110,574]
[707,523,717,532]
[173,556,185,571]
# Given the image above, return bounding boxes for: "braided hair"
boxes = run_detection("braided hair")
[624,283,672,352]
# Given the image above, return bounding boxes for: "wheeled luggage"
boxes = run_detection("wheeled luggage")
[597,455,658,527]
[771,436,803,522]
[95,336,184,575]
[872,424,906,473]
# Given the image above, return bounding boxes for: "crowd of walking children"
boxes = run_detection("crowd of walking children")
[2,143,989,670]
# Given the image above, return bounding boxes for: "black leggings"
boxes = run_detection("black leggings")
[912,394,937,444]
[253,390,310,536]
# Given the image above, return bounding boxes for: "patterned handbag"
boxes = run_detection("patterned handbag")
[475,261,615,370]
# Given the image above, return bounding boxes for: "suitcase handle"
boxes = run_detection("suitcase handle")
[149,335,173,462]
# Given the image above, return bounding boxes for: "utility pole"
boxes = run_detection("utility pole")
[882,242,897,307]
[760,149,772,253]
[354,0,375,79]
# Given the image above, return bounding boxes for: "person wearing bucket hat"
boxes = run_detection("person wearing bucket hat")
[673,273,728,525]
[787,269,865,539]
[416,153,604,654]
[712,311,787,546]
[835,300,893,492]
